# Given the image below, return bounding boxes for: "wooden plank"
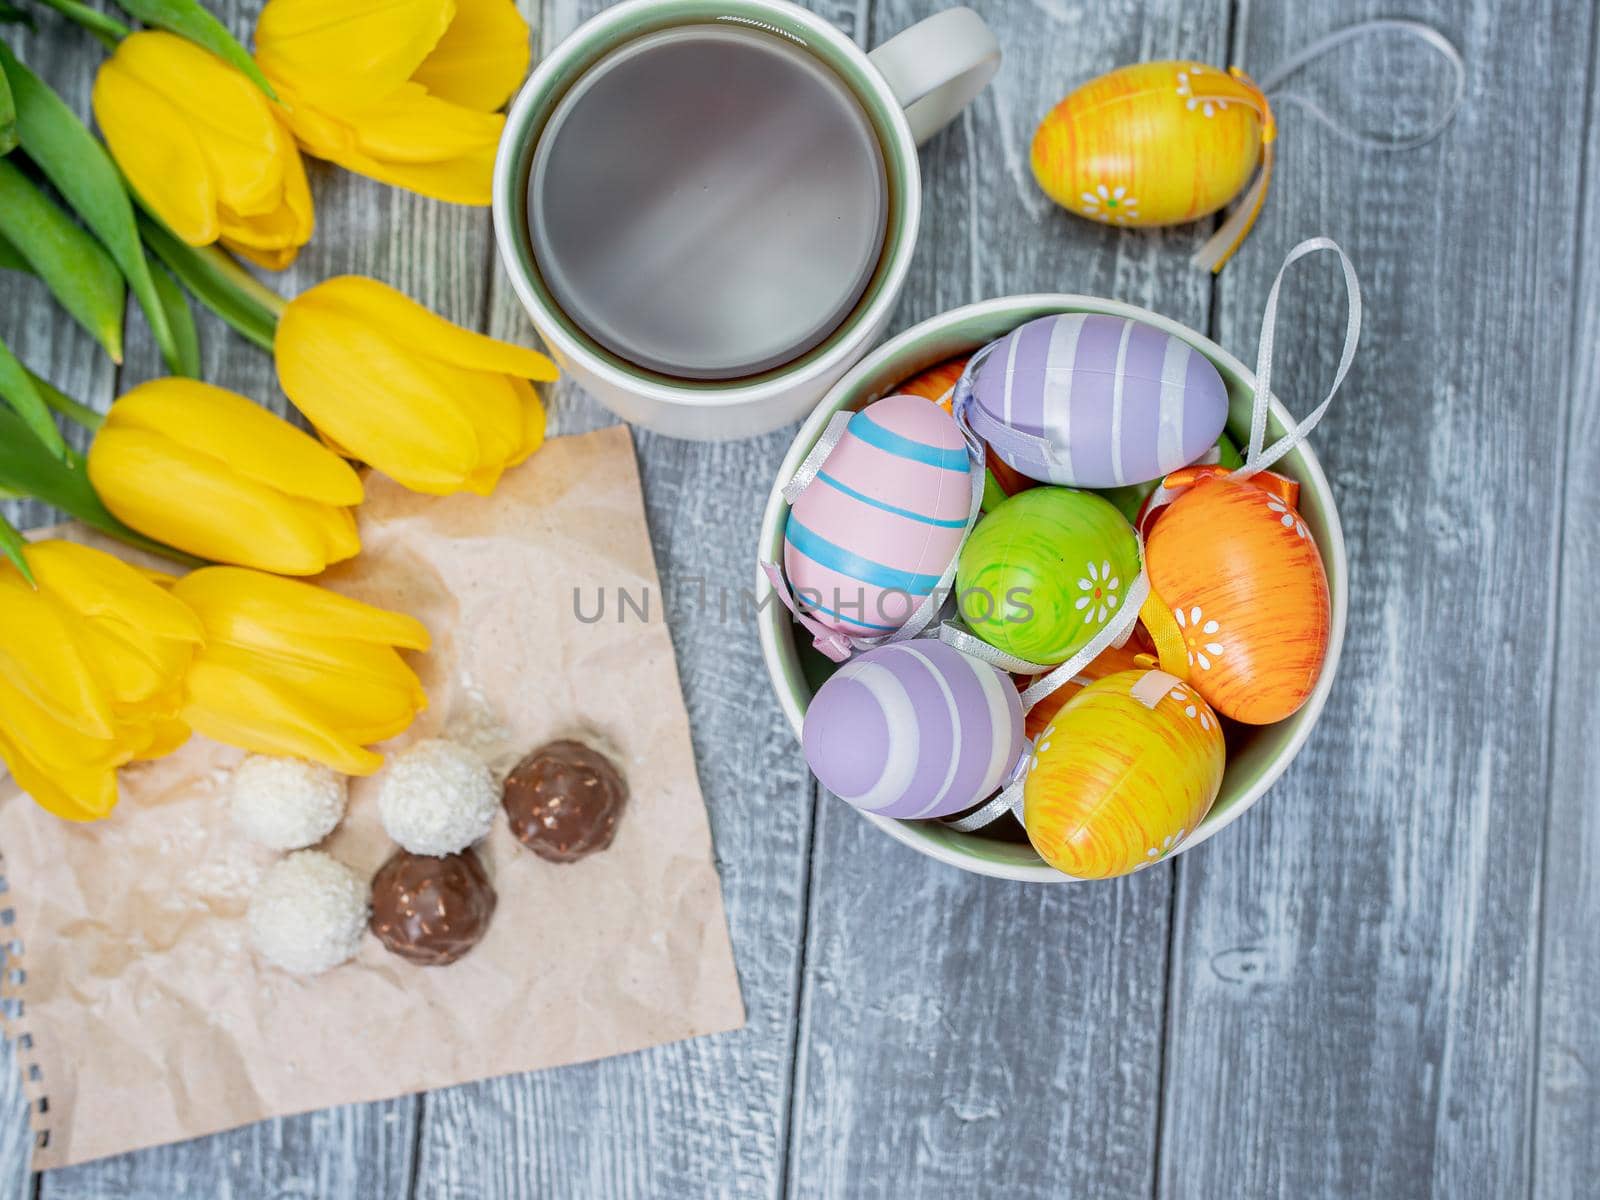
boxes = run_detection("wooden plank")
[1158,3,1586,1197]
[784,2,1228,1197]
[407,2,831,1196]
[1532,13,1600,1196]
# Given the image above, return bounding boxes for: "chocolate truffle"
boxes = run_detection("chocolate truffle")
[503,740,628,862]
[369,848,496,966]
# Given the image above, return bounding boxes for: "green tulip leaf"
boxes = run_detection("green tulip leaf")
[0,229,28,272]
[0,53,14,155]
[147,251,200,377]
[109,0,275,99]
[0,334,68,460]
[0,406,203,567]
[0,159,126,364]
[138,211,281,352]
[0,40,187,375]
[27,366,103,431]
[0,1,31,27]
[30,0,130,49]
[0,510,34,585]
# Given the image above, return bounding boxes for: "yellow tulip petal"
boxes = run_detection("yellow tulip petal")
[182,658,384,775]
[0,727,119,820]
[255,0,456,109]
[173,567,431,651]
[0,670,124,775]
[292,135,499,205]
[27,540,204,645]
[437,363,524,471]
[92,62,219,246]
[111,33,289,218]
[205,641,425,740]
[293,275,558,380]
[134,718,192,761]
[89,427,354,575]
[224,241,302,271]
[104,379,363,506]
[276,300,484,491]
[341,82,502,163]
[412,0,529,110]
[0,572,119,738]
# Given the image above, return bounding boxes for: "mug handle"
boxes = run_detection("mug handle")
[867,7,1002,146]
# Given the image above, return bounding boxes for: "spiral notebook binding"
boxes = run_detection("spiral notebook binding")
[0,855,49,1152]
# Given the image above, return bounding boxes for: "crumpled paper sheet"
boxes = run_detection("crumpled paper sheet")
[0,424,745,1169]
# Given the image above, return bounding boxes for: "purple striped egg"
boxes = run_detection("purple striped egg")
[784,394,971,636]
[973,314,1229,488]
[803,641,1024,820]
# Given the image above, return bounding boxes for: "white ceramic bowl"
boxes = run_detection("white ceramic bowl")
[756,295,1348,882]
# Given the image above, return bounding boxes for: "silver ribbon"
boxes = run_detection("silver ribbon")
[1256,19,1466,153]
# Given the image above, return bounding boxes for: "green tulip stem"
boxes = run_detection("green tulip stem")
[28,369,103,431]
[30,0,128,52]
[201,243,287,320]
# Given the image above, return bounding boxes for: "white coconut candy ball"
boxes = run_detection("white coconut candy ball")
[378,738,497,856]
[248,851,368,975]
[230,755,347,851]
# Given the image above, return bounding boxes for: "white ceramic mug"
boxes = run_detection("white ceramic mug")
[492,0,1001,441]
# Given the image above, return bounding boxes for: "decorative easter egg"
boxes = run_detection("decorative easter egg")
[784,394,971,637]
[896,355,1037,512]
[970,314,1229,488]
[803,640,1025,820]
[1145,473,1329,724]
[898,356,968,407]
[1024,669,1224,878]
[1031,61,1266,228]
[1022,641,1147,742]
[956,487,1139,665]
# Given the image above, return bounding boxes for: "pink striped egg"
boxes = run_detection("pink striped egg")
[804,640,1024,819]
[784,394,972,636]
[971,314,1229,488]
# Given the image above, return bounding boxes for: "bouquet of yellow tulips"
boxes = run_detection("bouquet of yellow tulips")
[0,0,560,823]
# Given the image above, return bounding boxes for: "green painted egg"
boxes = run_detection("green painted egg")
[956,487,1140,664]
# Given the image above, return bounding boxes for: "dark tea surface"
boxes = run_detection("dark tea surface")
[528,23,888,380]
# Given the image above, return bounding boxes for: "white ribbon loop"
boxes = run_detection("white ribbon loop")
[1258,19,1466,154]
[1233,236,1362,481]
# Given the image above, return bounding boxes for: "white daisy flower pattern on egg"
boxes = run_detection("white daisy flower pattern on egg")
[1175,65,1228,117]
[1078,183,1140,225]
[1266,497,1310,540]
[1168,686,1214,732]
[1134,828,1188,871]
[1074,560,1122,625]
[1173,605,1225,671]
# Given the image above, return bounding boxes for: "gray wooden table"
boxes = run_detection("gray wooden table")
[2,0,1595,1195]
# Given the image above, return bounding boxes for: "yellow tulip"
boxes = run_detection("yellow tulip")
[0,540,202,821]
[171,567,429,775]
[254,0,530,205]
[93,31,314,270]
[87,379,364,576]
[275,275,557,495]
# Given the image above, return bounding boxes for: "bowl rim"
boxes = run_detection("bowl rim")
[755,293,1349,883]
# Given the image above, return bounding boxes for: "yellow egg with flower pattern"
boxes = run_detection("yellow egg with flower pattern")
[1032,61,1267,228]
[1022,669,1224,879]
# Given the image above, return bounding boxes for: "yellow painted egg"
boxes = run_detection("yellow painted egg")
[1032,61,1265,228]
[1023,669,1224,879]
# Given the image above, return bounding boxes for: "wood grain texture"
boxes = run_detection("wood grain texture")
[405,3,826,1197]
[1532,10,1600,1197]
[784,3,1227,1198]
[1158,2,1587,1198]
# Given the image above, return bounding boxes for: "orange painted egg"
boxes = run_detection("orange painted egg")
[1023,669,1224,879]
[1022,642,1146,742]
[1032,61,1264,228]
[1145,474,1329,724]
